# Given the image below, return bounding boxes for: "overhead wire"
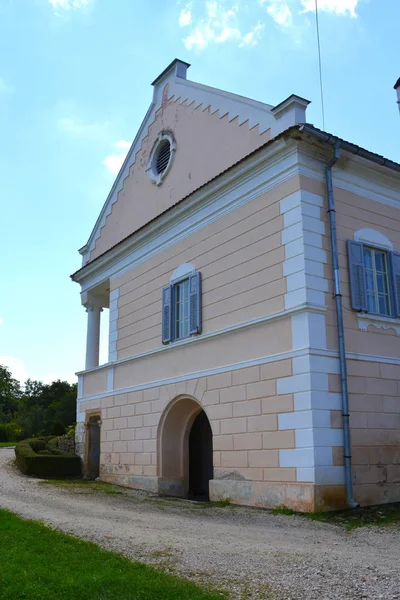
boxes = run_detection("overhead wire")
[315,0,326,130]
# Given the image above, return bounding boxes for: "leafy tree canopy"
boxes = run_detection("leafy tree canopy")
[0,366,77,441]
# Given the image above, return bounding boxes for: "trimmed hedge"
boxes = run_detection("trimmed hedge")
[15,437,81,478]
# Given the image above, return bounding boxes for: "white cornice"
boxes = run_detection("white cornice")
[76,302,326,377]
[79,70,313,266]
[313,347,400,366]
[77,343,400,404]
[73,138,299,292]
[173,77,275,132]
[80,75,280,265]
[298,145,400,209]
[78,347,308,403]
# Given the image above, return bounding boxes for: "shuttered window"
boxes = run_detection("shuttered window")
[347,240,400,318]
[175,279,190,339]
[162,272,202,344]
[363,247,391,315]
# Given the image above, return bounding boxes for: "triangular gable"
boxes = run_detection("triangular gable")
[80,59,310,265]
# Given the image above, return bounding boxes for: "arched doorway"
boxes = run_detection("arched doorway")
[158,397,213,500]
[85,415,101,479]
[188,410,213,500]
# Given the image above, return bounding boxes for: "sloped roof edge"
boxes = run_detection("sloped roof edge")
[71,124,400,281]
[300,124,400,172]
[79,72,278,262]
[79,101,155,257]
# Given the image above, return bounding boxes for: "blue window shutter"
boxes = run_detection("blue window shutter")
[162,285,172,344]
[347,240,367,311]
[390,252,400,317]
[189,272,202,335]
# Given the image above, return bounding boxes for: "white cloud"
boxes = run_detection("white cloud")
[0,356,28,383]
[49,0,91,14]
[41,373,77,384]
[183,1,263,50]
[103,139,131,175]
[300,0,359,17]
[239,23,264,47]
[0,76,14,95]
[103,155,126,175]
[113,139,131,150]
[57,114,111,141]
[260,0,359,28]
[179,3,192,26]
[261,0,293,27]
[0,355,76,385]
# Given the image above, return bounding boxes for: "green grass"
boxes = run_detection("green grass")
[0,509,225,600]
[271,502,400,531]
[39,481,235,506]
[0,441,17,447]
[38,478,126,495]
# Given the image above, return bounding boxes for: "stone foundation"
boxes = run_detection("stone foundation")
[99,465,348,512]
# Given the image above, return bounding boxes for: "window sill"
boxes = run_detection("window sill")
[357,313,400,336]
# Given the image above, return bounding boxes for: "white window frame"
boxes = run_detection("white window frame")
[352,229,400,335]
[170,263,195,342]
[362,245,392,317]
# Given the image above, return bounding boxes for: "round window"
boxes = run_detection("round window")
[147,131,176,185]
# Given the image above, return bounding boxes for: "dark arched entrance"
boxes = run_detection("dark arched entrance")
[86,415,101,479]
[188,410,213,501]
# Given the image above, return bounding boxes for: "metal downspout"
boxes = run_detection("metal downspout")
[326,143,359,509]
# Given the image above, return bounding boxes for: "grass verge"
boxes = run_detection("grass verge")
[0,442,17,447]
[39,481,235,507]
[0,509,225,600]
[271,502,400,530]
[38,478,126,495]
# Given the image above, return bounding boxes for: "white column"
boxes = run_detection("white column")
[85,304,102,369]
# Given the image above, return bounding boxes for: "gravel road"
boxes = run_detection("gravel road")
[0,448,399,600]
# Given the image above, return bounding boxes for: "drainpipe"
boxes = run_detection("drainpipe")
[326,143,359,509]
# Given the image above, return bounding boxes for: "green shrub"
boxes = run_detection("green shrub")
[65,424,76,439]
[15,438,81,478]
[30,439,47,453]
[0,421,23,442]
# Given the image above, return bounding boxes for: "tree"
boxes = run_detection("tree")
[0,365,77,440]
[0,365,21,420]
[0,366,22,441]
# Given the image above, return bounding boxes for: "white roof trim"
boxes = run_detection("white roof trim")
[79,62,310,266]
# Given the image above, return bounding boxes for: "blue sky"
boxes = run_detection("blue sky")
[0,0,398,384]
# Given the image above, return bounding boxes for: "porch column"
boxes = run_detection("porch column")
[85,304,103,369]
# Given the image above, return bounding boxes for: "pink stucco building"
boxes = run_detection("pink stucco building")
[72,60,400,511]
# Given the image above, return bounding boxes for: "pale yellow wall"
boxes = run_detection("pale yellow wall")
[80,360,301,502]
[300,175,400,359]
[113,317,292,391]
[113,177,299,360]
[79,357,345,510]
[300,173,400,507]
[332,186,400,357]
[330,360,400,506]
[90,87,271,261]
[82,370,108,398]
